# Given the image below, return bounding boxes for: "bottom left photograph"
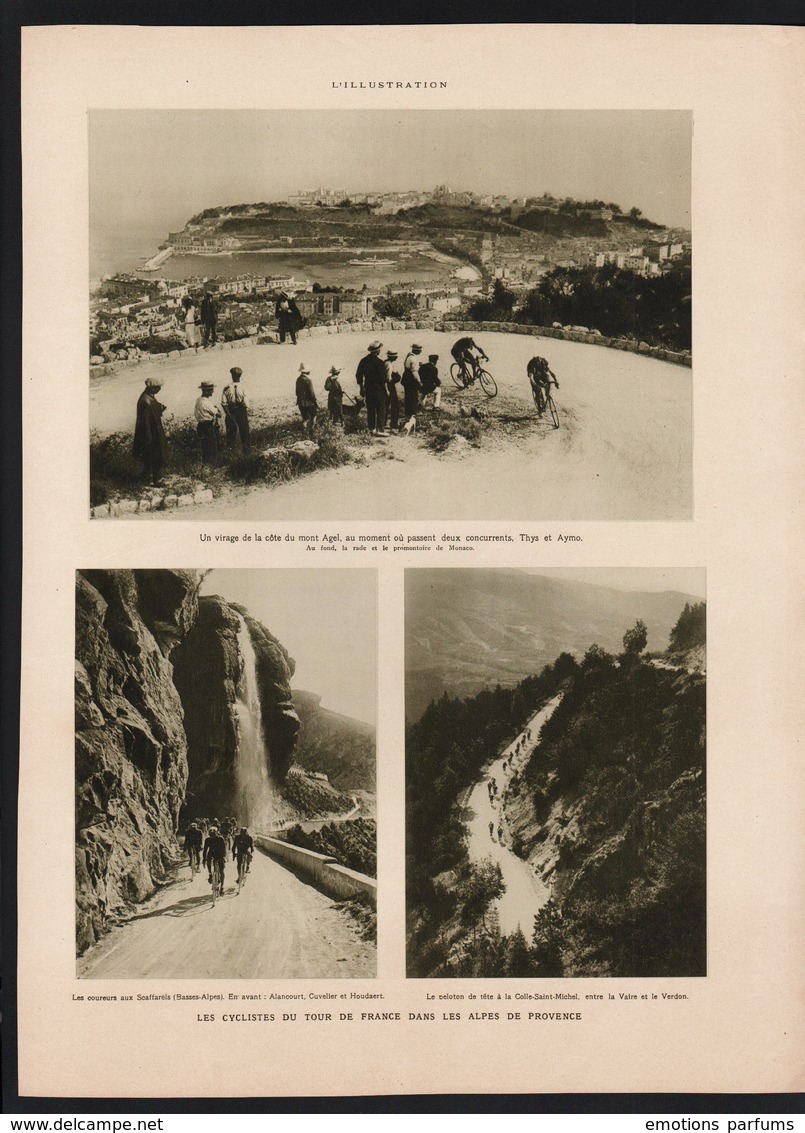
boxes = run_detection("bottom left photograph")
[75,567,377,979]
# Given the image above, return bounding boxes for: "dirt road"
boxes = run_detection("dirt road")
[77,847,375,979]
[464,696,562,936]
[91,330,692,521]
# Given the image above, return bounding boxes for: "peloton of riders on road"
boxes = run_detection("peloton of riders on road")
[183,816,255,898]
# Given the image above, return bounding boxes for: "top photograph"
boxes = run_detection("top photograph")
[89,109,692,522]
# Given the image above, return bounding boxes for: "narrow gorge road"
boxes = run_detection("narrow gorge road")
[77,847,375,979]
[465,695,562,936]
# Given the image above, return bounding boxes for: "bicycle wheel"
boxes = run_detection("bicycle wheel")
[450,362,466,390]
[546,393,560,429]
[477,369,498,398]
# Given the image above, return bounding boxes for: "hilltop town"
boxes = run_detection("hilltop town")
[90,185,691,362]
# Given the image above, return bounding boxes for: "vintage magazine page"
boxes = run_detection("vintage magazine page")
[18,25,803,1098]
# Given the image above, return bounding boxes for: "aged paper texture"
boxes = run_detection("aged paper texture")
[19,24,803,1097]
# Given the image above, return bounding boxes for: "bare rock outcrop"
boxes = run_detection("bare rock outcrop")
[75,569,202,955]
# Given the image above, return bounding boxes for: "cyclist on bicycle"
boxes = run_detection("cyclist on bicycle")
[232,827,255,876]
[203,825,227,890]
[527,355,559,416]
[184,822,202,872]
[451,337,488,386]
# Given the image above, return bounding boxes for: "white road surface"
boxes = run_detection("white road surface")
[77,846,375,979]
[90,330,692,521]
[464,695,562,936]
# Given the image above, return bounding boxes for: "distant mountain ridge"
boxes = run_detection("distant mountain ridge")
[405,570,700,721]
[292,689,376,793]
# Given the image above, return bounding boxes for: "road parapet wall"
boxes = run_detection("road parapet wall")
[254,834,377,905]
[90,318,691,377]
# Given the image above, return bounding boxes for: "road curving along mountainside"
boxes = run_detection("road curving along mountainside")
[91,328,691,522]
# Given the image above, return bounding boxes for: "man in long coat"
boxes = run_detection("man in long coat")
[133,377,168,485]
[355,340,388,435]
[275,291,301,344]
[199,286,218,347]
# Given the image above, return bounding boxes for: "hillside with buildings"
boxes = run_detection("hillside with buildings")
[90,186,690,362]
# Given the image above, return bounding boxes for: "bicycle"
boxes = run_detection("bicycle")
[189,847,201,876]
[531,381,560,429]
[450,358,498,398]
[236,851,252,894]
[210,859,224,906]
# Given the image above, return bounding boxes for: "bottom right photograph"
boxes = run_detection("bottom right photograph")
[405,567,706,980]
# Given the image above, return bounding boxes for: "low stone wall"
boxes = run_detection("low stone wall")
[91,488,213,519]
[437,320,692,367]
[254,834,377,905]
[90,317,691,377]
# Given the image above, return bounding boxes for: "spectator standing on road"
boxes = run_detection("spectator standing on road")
[419,353,442,410]
[133,377,168,486]
[355,340,388,435]
[221,366,250,451]
[401,355,423,434]
[194,381,222,464]
[324,366,345,427]
[275,291,301,345]
[295,364,319,438]
[385,350,401,432]
[181,296,198,347]
[199,286,218,348]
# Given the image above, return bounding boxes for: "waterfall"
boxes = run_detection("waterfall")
[234,615,276,828]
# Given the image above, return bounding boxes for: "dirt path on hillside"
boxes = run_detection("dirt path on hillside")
[464,696,561,936]
[77,847,374,979]
[92,331,692,521]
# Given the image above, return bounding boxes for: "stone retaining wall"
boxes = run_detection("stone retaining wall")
[254,834,377,905]
[91,488,213,519]
[90,319,691,378]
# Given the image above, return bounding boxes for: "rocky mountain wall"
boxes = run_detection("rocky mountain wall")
[171,597,300,818]
[75,569,201,954]
[240,611,300,781]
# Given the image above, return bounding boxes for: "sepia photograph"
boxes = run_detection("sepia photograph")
[406,568,706,979]
[89,109,692,522]
[75,568,377,979]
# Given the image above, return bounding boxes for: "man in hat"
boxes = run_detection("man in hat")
[133,377,168,485]
[401,354,423,434]
[324,366,345,427]
[419,353,442,410]
[275,291,301,345]
[355,340,388,435]
[404,342,423,389]
[221,366,250,450]
[384,350,401,432]
[295,364,318,438]
[199,286,218,348]
[194,382,222,464]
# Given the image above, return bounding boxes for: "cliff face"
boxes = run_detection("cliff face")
[240,610,300,781]
[171,597,300,818]
[75,569,201,955]
[170,596,243,818]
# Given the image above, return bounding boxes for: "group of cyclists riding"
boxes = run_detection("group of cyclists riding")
[450,336,560,425]
[183,817,255,902]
